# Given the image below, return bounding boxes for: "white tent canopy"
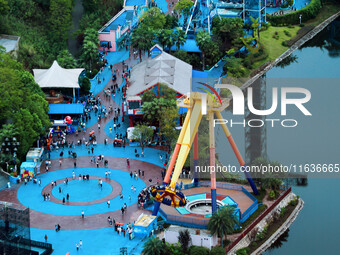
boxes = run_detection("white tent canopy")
[127,51,192,97]
[33,60,84,89]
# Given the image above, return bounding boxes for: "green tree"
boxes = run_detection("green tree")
[210,246,226,255]
[0,51,49,161]
[164,14,178,29]
[81,28,99,71]
[224,56,247,78]
[159,107,178,147]
[142,236,165,255]
[142,84,177,125]
[156,29,169,49]
[190,246,210,255]
[166,243,182,255]
[251,157,284,191]
[204,40,222,68]
[164,29,175,53]
[49,0,73,49]
[140,7,166,30]
[173,28,187,51]
[132,125,154,153]
[250,17,260,42]
[131,26,155,61]
[212,17,244,50]
[0,0,9,15]
[57,50,77,68]
[195,30,211,70]
[79,76,91,95]
[174,0,193,24]
[208,206,238,247]
[178,229,192,253]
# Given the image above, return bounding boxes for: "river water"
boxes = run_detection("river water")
[216,19,340,254]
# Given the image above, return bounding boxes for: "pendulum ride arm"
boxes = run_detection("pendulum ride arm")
[215,111,259,195]
[152,98,203,214]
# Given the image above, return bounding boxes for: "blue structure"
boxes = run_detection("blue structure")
[133,215,157,237]
[48,103,84,116]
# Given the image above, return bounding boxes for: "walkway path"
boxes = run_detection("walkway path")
[0,15,168,253]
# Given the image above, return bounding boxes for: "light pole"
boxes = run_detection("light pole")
[0,137,19,172]
[299,15,302,25]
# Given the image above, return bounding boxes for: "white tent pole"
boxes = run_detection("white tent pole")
[73,88,75,103]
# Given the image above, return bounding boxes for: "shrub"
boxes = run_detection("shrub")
[281,41,288,47]
[269,190,276,199]
[268,0,321,25]
[280,207,287,217]
[210,246,226,255]
[251,241,258,247]
[289,199,297,206]
[189,246,210,255]
[236,247,249,255]
[284,30,292,37]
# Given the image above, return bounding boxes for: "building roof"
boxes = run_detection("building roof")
[48,104,84,115]
[127,51,192,97]
[33,61,84,89]
[100,10,134,33]
[0,35,20,53]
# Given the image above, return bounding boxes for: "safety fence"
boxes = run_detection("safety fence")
[182,181,259,223]
[225,187,292,253]
[183,181,244,191]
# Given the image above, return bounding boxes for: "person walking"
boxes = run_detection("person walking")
[107,200,110,208]
[79,240,83,248]
[44,234,48,243]
[81,210,85,219]
[66,193,69,201]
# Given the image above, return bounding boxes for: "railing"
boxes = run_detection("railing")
[240,201,258,223]
[183,181,244,191]
[98,8,127,33]
[226,187,292,252]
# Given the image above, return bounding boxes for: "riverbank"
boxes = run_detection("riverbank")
[236,10,340,92]
[226,189,299,254]
[251,198,304,254]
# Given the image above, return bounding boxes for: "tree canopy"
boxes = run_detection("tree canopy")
[131,125,154,152]
[0,51,50,164]
[208,206,238,247]
[174,0,193,21]
[142,84,179,146]
[49,0,73,51]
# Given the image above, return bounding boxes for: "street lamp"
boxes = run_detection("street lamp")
[0,137,19,172]
[299,15,302,25]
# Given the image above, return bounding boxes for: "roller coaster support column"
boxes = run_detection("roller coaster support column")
[209,111,217,213]
[215,111,259,195]
[193,132,199,186]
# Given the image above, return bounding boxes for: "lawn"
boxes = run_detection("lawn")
[260,25,300,61]
[306,1,340,26]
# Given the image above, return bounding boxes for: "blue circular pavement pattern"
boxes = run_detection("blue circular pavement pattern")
[51,179,113,202]
[17,168,145,216]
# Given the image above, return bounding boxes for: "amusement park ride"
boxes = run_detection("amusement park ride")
[151,89,259,216]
